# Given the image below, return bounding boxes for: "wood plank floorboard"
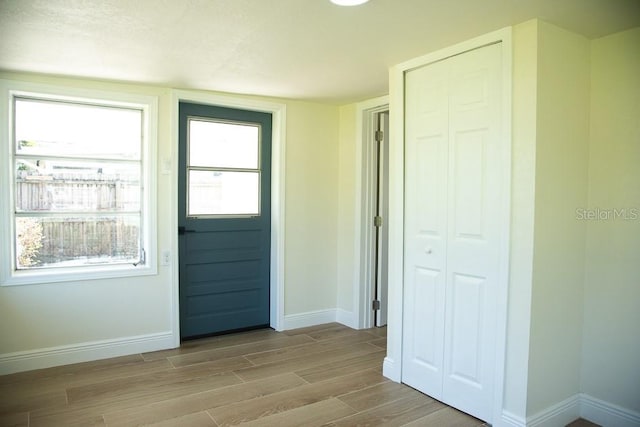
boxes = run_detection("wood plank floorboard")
[0,411,30,427]
[0,323,484,426]
[324,392,447,427]
[208,369,385,426]
[337,381,423,412]
[370,337,388,349]
[238,398,356,427]
[294,350,384,383]
[403,406,485,426]
[102,374,306,426]
[167,334,314,368]
[566,419,601,427]
[145,411,216,427]
[232,342,380,382]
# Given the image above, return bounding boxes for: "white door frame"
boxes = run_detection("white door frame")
[170,90,287,343]
[354,96,389,329]
[384,27,512,426]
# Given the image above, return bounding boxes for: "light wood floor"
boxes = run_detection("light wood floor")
[0,323,488,426]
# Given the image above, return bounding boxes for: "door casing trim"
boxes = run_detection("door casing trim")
[354,96,389,329]
[171,90,287,344]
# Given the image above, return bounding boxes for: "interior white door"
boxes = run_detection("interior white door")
[402,42,503,422]
[402,56,449,399]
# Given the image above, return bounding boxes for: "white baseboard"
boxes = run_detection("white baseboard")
[525,393,640,427]
[580,394,640,427]
[527,394,580,427]
[382,356,401,382]
[0,331,176,375]
[282,309,337,330]
[336,308,358,329]
[500,410,526,427]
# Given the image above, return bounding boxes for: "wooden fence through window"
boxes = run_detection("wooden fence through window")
[16,176,140,266]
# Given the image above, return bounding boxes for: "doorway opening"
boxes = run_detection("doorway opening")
[373,111,389,327]
[357,99,390,329]
[170,90,287,345]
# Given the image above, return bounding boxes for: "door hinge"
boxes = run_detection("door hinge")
[372,300,381,310]
[375,130,384,142]
[374,216,383,227]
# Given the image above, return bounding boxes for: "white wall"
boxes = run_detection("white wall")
[0,72,341,372]
[0,76,175,372]
[336,103,357,322]
[388,20,638,425]
[502,19,538,421]
[508,21,640,425]
[284,100,340,315]
[582,27,640,415]
[526,21,591,416]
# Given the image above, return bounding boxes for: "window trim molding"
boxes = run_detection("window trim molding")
[0,79,158,286]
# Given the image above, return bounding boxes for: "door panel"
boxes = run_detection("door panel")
[452,130,487,238]
[402,42,502,422]
[402,265,445,398]
[443,44,501,420]
[448,272,485,385]
[412,267,442,368]
[179,102,272,339]
[402,57,449,398]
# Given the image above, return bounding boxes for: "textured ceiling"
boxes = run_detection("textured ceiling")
[1,0,639,104]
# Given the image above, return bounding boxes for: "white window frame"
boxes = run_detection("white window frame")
[0,80,158,286]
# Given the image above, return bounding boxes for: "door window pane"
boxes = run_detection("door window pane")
[189,119,259,169]
[188,171,259,216]
[186,116,262,218]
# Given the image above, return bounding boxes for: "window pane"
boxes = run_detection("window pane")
[15,215,140,269]
[15,159,140,212]
[188,171,259,216]
[189,119,259,169]
[15,98,142,160]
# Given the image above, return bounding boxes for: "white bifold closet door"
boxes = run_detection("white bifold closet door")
[402,42,503,422]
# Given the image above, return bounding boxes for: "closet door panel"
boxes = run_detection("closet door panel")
[402,42,504,423]
[443,43,502,421]
[402,58,448,399]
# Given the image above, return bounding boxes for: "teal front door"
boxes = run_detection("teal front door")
[178,102,271,339]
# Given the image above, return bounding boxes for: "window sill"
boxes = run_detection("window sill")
[0,262,158,286]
